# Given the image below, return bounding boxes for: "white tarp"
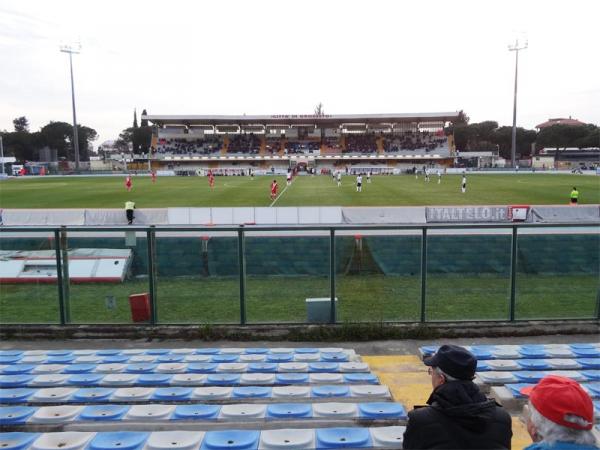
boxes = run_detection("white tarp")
[343,207,426,224]
[1,209,85,226]
[84,209,168,225]
[530,205,600,223]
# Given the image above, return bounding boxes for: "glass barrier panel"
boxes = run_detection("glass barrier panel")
[155,231,240,324]
[336,230,422,322]
[0,231,60,324]
[516,228,599,319]
[425,228,511,321]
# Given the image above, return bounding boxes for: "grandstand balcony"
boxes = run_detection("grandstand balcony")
[154,137,223,157]
[284,140,321,155]
[343,133,379,155]
[226,133,261,155]
[382,131,449,155]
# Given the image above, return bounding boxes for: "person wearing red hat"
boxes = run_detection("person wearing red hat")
[521,375,598,450]
[403,344,512,449]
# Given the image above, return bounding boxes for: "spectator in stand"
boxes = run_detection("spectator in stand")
[403,345,512,449]
[521,375,598,450]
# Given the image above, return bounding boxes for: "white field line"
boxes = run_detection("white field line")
[269,178,294,207]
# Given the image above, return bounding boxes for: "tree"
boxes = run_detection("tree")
[141,109,149,127]
[13,116,29,133]
[133,109,138,128]
[314,103,324,116]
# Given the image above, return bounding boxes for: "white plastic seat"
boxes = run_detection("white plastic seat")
[547,370,585,381]
[20,356,48,364]
[32,387,78,402]
[121,349,145,355]
[309,373,343,383]
[72,350,96,356]
[171,349,196,355]
[350,385,390,398]
[259,429,315,450]
[477,372,517,384]
[240,373,276,385]
[548,359,581,370]
[220,348,245,355]
[492,349,520,359]
[171,374,207,385]
[125,404,176,420]
[100,374,137,386]
[320,348,344,354]
[156,363,187,374]
[31,432,96,450]
[146,431,204,450]
[240,354,266,362]
[312,402,357,418]
[340,362,369,372]
[547,348,575,358]
[31,374,69,387]
[219,403,266,419]
[487,360,520,371]
[24,350,48,356]
[30,405,84,423]
[370,426,406,449]
[293,354,320,362]
[32,365,67,374]
[269,348,292,354]
[112,387,153,401]
[129,355,156,363]
[184,355,211,363]
[279,363,308,372]
[272,386,311,398]
[192,386,233,400]
[95,364,126,374]
[74,356,102,364]
[217,363,248,373]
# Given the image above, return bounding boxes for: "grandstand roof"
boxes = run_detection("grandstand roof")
[144,112,460,127]
[536,117,587,129]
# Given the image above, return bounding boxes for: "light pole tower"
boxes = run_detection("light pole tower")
[508,39,527,168]
[60,43,81,170]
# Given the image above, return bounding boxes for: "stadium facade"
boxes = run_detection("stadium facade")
[141,112,459,175]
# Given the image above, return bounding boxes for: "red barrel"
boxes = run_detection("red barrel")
[128,293,150,322]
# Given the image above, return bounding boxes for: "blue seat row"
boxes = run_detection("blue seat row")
[0,426,408,450]
[0,401,407,426]
[476,359,600,372]
[0,383,390,404]
[478,370,600,385]
[504,382,600,399]
[0,361,369,374]
[0,371,378,389]
[420,344,600,360]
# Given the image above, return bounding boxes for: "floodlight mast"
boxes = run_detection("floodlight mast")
[60,44,81,170]
[508,39,527,168]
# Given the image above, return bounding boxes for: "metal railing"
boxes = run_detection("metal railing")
[1,222,599,325]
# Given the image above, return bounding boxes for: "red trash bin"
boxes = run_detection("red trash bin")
[129,293,150,322]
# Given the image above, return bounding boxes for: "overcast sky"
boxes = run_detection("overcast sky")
[1,0,598,148]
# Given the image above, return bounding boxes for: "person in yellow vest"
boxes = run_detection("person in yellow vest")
[570,187,579,205]
[125,200,135,224]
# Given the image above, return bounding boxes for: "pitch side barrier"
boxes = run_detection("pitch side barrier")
[0,222,598,326]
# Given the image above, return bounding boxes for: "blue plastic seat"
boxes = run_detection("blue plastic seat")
[275,373,309,384]
[294,348,319,354]
[102,355,130,364]
[0,350,23,357]
[152,387,193,401]
[315,427,371,449]
[200,430,259,450]
[266,403,312,419]
[420,346,438,357]
[0,388,35,404]
[47,355,75,364]
[0,375,34,388]
[309,362,339,372]
[137,374,171,385]
[469,346,494,360]
[514,371,547,383]
[0,433,40,450]
[64,364,96,374]
[0,356,22,364]
[126,363,158,373]
[0,406,36,425]
[358,402,407,419]
[343,373,378,384]
[211,355,238,363]
[95,349,121,356]
[79,405,130,421]
[67,374,104,386]
[145,349,170,355]
[570,344,598,350]
[188,363,218,373]
[572,348,600,358]
[312,385,350,397]
[157,355,185,363]
[90,432,149,450]
[47,350,72,356]
[506,383,535,397]
[587,383,600,396]
[72,388,115,402]
[476,361,491,371]
[195,348,220,355]
[244,348,269,354]
[265,354,293,363]
[2,365,35,375]
[172,404,221,420]
[519,347,547,359]
[321,353,349,362]
[232,386,271,398]
[581,370,600,381]
[248,363,278,373]
[577,359,600,369]
[206,374,240,385]
[517,359,550,370]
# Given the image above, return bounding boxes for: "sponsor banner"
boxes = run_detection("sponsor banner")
[426,206,510,223]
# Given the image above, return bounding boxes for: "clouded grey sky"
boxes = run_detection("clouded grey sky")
[1,0,598,147]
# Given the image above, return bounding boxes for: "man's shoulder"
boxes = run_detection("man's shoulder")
[407,405,442,422]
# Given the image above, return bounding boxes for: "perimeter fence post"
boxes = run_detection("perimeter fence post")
[509,226,518,321]
[59,226,71,324]
[238,225,247,325]
[329,228,336,324]
[147,226,158,325]
[420,227,428,323]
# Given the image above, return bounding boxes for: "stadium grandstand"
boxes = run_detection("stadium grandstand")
[142,112,458,175]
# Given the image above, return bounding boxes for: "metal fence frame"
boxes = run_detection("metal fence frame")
[1,222,599,325]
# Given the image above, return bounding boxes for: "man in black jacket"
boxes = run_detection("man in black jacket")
[403,344,512,449]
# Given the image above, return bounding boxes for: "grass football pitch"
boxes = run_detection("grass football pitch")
[0,173,598,208]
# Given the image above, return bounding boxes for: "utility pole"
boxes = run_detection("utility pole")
[60,43,81,171]
[508,39,527,168]
[0,136,4,175]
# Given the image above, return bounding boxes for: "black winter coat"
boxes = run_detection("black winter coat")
[403,380,512,449]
